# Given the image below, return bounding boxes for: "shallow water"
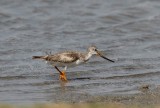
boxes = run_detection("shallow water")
[1,0,160,103]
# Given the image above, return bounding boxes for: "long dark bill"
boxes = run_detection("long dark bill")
[96,50,115,63]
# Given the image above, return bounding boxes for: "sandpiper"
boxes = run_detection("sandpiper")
[32,46,114,81]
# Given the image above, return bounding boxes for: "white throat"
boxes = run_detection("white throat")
[85,52,93,61]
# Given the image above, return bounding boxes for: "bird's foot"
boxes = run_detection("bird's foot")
[59,71,67,82]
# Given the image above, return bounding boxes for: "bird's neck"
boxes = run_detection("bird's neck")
[85,52,93,61]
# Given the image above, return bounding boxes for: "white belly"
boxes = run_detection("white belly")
[46,59,84,67]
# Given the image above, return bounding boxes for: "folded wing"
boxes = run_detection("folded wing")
[45,52,79,63]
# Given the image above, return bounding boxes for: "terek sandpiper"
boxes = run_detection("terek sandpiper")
[32,46,114,81]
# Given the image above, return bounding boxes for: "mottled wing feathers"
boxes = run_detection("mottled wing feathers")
[45,51,80,63]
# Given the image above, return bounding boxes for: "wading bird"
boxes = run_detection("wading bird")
[32,46,114,81]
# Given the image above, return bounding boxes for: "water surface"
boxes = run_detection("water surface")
[0,0,160,103]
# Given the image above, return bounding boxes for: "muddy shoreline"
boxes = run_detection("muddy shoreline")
[47,84,160,105]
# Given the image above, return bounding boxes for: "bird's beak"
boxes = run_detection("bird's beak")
[95,49,115,63]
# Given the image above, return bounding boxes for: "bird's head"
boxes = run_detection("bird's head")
[88,46,114,62]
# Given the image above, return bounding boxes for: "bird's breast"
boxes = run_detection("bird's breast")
[76,59,84,65]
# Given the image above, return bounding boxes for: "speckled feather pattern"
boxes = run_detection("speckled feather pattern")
[43,51,86,63]
[32,46,113,68]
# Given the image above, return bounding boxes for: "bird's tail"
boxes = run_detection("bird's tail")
[32,56,45,59]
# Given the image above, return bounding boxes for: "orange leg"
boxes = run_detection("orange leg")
[54,66,67,81]
[59,70,67,81]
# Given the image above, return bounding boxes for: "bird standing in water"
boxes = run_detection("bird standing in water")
[32,46,114,81]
